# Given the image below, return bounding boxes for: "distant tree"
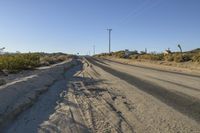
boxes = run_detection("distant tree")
[177,44,182,53]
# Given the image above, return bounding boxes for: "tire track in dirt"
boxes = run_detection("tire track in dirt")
[68,60,135,133]
[70,77,134,133]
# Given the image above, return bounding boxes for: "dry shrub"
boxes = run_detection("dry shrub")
[137,54,164,61]
[130,55,139,59]
[172,53,191,62]
[112,51,125,58]
[40,54,69,66]
[40,56,57,66]
[192,53,200,63]
[96,49,200,63]
[57,55,68,62]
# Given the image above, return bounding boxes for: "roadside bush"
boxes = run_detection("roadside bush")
[0,53,71,73]
[0,53,40,72]
[137,54,164,61]
[40,55,69,66]
[57,55,68,62]
[96,49,200,63]
[182,54,192,62]
[40,56,57,66]
[173,53,192,62]
[130,55,139,60]
[192,53,200,62]
[164,53,192,62]
[164,54,174,61]
[173,54,184,62]
[113,51,125,58]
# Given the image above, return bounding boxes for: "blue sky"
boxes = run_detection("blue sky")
[0,0,200,55]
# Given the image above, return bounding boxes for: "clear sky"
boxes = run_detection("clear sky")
[0,0,200,55]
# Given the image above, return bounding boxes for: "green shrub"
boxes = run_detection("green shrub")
[0,53,71,73]
[0,53,40,72]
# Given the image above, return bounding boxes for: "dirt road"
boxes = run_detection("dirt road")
[3,57,200,133]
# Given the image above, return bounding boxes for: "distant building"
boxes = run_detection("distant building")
[163,49,172,55]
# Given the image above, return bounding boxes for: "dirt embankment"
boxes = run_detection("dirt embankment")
[101,57,200,75]
[0,59,78,129]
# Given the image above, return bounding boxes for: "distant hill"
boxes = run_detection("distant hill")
[187,48,200,53]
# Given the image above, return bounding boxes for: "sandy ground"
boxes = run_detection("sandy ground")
[1,57,200,133]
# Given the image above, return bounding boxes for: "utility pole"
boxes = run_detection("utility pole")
[93,45,95,55]
[107,29,112,53]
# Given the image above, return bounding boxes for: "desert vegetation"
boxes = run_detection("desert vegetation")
[0,53,71,73]
[95,48,200,63]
